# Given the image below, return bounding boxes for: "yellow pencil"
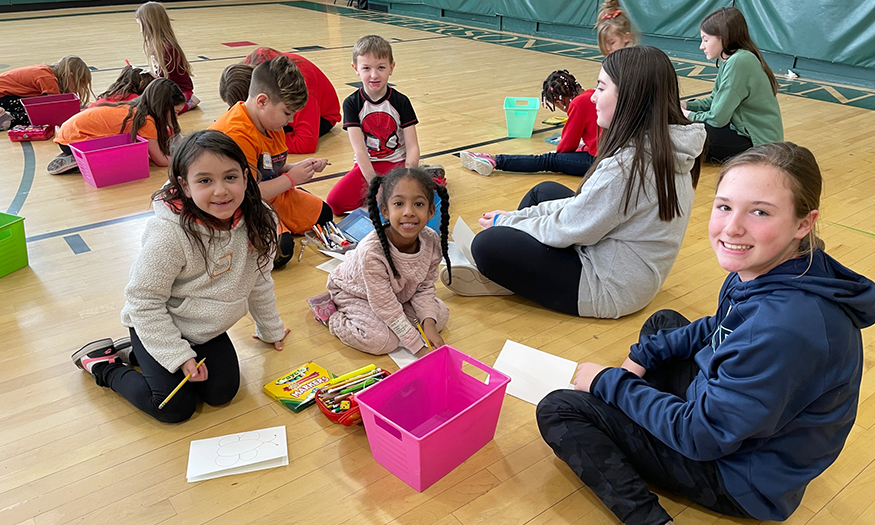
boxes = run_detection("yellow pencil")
[159,357,206,410]
[415,321,434,351]
[327,364,376,386]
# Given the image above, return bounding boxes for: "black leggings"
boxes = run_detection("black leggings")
[93,328,240,423]
[704,123,754,163]
[0,95,29,127]
[471,181,582,315]
[536,310,753,525]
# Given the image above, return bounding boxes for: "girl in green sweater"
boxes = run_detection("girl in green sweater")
[682,7,783,163]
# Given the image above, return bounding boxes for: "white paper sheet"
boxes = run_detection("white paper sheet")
[388,346,419,368]
[442,241,472,267]
[316,258,343,273]
[492,340,577,405]
[319,249,347,261]
[186,425,288,483]
[451,216,477,266]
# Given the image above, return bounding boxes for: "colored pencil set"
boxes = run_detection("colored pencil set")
[311,221,355,251]
[315,364,389,414]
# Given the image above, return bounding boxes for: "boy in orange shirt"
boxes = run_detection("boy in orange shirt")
[210,55,332,269]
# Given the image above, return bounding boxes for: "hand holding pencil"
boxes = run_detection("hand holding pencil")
[159,357,206,410]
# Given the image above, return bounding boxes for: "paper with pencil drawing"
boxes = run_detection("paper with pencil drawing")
[186,425,288,482]
[493,340,577,405]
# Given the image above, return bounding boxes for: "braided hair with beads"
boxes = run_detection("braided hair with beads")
[541,70,582,112]
[366,168,452,284]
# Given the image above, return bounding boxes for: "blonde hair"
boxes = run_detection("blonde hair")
[52,56,93,106]
[352,35,393,65]
[135,2,193,78]
[596,0,637,56]
[718,142,824,261]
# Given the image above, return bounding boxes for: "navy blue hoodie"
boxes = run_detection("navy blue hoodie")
[592,250,875,520]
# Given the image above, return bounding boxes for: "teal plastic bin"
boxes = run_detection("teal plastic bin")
[0,213,28,278]
[504,97,539,138]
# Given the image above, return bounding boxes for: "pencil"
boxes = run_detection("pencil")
[158,357,206,410]
[415,321,434,351]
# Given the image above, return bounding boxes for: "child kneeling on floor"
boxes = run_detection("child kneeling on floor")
[322,167,451,355]
[72,130,289,423]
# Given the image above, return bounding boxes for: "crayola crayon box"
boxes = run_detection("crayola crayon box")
[264,362,334,413]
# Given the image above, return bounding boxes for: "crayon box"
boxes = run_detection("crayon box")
[263,362,333,413]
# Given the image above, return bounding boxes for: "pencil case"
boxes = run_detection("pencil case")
[8,124,54,142]
[304,230,357,254]
[315,370,392,426]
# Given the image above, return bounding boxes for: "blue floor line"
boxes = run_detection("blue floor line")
[6,141,35,216]
[26,211,154,243]
[63,234,91,254]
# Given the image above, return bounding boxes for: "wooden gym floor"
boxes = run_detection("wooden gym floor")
[2,1,874,524]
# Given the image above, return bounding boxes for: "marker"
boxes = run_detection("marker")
[159,358,205,409]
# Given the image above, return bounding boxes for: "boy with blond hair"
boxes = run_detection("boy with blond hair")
[326,35,443,215]
[210,56,332,269]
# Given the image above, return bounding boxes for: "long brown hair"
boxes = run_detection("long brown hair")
[96,78,183,155]
[136,1,193,78]
[52,56,93,106]
[700,7,778,95]
[152,130,278,270]
[97,65,153,101]
[718,142,823,260]
[580,46,701,222]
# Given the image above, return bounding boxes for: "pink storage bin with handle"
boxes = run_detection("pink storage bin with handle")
[21,93,81,128]
[70,134,151,188]
[356,345,511,492]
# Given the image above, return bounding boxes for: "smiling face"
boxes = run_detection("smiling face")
[381,176,434,253]
[700,31,725,61]
[591,67,619,128]
[179,151,248,228]
[353,52,394,100]
[708,164,817,281]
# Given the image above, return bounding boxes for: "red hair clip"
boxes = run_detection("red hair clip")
[601,9,622,20]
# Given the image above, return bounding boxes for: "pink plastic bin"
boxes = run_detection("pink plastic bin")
[21,93,81,128]
[70,134,150,188]
[356,346,510,492]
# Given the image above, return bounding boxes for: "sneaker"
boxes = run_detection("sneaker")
[47,153,78,175]
[187,94,201,110]
[307,291,337,326]
[72,338,119,373]
[420,164,446,186]
[0,108,13,132]
[459,151,494,177]
[113,336,138,366]
[273,232,296,270]
[440,265,513,296]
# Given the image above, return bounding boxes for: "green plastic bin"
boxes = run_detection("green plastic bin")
[0,213,28,278]
[504,97,539,138]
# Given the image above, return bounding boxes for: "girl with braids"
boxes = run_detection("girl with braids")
[445,46,706,319]
[72,130,289,423]
[90,65,154,106]
[537,142,875,525]
[0,56,93,130]
[460,70,600,177]
[49,78,185,174]
[324,168,452,355]
[683,7,783,162]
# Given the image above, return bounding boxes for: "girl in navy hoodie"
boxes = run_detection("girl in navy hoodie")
[536,142,875,525]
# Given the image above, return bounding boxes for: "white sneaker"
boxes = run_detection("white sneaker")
[187,94,201,110]
[47,153,78,175]
[459,151,494,177]
[440,265,513,296]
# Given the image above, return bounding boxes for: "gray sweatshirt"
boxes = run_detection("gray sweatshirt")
[494,123,706,318]
[121,200,286,373]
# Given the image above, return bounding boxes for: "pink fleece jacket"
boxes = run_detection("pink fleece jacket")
[327,227,443,351]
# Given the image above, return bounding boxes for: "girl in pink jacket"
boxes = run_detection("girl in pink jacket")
[326,168,452,355]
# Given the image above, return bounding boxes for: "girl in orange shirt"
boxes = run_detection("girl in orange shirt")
[49,78,185,174]
[0,56,92,130]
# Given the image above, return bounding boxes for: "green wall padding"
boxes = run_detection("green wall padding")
[623,0,729,38]
[495,0,598,27]
[738,0,875,69]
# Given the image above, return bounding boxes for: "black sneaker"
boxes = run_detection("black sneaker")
[273,232,295,270]
[71,338,119,373]
[114,336,138,366]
